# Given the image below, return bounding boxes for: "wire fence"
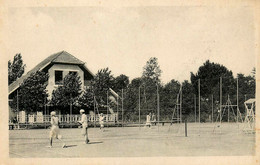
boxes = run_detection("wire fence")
[9,75,255,129]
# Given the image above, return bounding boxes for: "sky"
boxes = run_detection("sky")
[6,6,256,84]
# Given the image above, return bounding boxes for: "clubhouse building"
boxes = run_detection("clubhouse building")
[8,51,96,124]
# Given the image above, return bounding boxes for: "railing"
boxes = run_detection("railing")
[16,114,118,124]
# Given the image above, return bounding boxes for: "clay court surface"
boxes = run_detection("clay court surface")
[9,123,255,157]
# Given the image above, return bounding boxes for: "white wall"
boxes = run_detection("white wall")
[46,64,84,99]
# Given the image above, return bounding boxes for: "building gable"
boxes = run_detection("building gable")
[8,51,94,95]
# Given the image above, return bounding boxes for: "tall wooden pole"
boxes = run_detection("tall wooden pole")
[212,94,213,123]
[138,86,141,129]
[180,85,182,123]
[157,84,160,129]
[16,90,19,128]
[47,105,49,120]
[44,96,47,128]
[107,90,109,128]
[70,93,72,128]
[117,95,119,124]
[228,94,230,123]
[122,89,124,127]
[236,78,239,123]
[198,79,200,123]
[17,90,19,112]
[185,120,187,137]
[94,95,96,127]
[177,94,179,123]
[194,94,196,123]
[220,77,222,123]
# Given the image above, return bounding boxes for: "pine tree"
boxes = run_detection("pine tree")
[8,53,26,85]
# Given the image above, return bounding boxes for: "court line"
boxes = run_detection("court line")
[9,151,27,158]
[43,148,73,157]
[10,133,200,146]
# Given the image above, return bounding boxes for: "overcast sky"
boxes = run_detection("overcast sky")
[6,6,256,84]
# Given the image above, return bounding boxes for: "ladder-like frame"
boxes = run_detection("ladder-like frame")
[168,85,182,132]
[243,99,255,134]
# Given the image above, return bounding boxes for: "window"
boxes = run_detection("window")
[55,71,63,85]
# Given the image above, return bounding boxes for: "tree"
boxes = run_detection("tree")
[51,72,82,114]
[251,67,256,78]
[181,80,194,116]
[139,57,162,115]
[160,79,181,120]
[10,71,49,113]
[142,57,162,83]
[190,60,235,99]
[237,73,255,113]
[8,53,26,85]
[113,74,129,92]
[130,77,143,87]
[123,78,142,121]
[92,67,115,105]
[190,60,236,122]
[78,86,94,109]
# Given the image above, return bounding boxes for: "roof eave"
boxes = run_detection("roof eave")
[8,61,52,95]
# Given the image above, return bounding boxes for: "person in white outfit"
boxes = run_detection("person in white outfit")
[79,109,89,144]
[48,111,66,148]
[145,113,152,128]
[99,113,105,131]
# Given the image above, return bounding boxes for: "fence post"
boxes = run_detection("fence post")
[185,120,187,137]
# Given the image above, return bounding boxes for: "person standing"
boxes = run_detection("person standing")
[145,113,152,128]
[13,117,18,129]
[48,111,66,148]
[99,113,105,131]
[79,109,89,144]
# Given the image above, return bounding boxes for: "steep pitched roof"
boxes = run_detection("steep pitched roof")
[52,51,85,64]
[9,51,94,95]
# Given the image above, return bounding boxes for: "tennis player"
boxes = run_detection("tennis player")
[48,111,66,148]
[79,109,89,144]
[99,113,105,131]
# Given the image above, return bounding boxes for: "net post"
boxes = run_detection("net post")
[185,120,187,137]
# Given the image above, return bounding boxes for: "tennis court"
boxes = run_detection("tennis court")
[9,123,255,157]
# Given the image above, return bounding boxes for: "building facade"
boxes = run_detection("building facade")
[9,51,94,99]
[8,51,94,118]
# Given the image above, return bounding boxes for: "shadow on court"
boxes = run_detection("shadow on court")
[64,145,77,148]
[88,141,103,144]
